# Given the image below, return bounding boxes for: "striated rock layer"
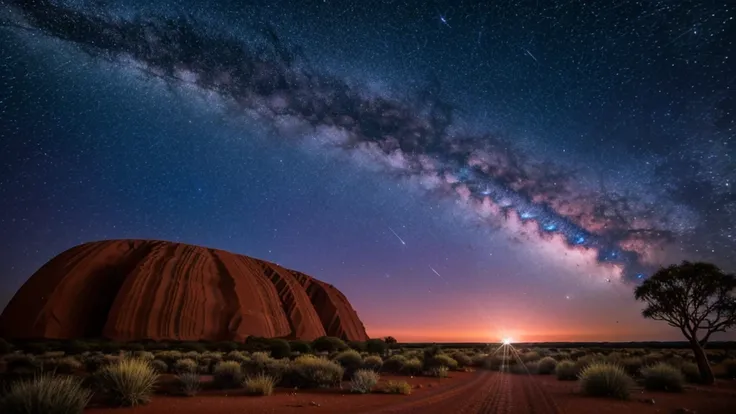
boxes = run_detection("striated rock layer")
[0,240,368,342]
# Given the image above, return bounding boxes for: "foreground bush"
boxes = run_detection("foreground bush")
[641,363,685,392]
[555,360,577,380]
[0,373,92,414]
[95,358,159,406]
[537,357,558,375]
[243,374,275,396]
[382,355,406,373]
[378,380,412,395]
[578,362,633,400]
[213,361,244,389]
[312,336,348,353]
[173,358,198,374]
[333,350,363,374]
[176,373,201,396]
[363,355,383,371]
[401,358,423,376]
[291,355,344,388]
[350,369,379,393]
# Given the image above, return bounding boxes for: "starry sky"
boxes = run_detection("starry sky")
[1,0,734,342]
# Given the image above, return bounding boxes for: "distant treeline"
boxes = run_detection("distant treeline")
[398,341,736,350]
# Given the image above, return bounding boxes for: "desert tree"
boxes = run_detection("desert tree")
[634,261,736,384]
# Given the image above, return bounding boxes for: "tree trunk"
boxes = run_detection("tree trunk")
[691,340,715,385]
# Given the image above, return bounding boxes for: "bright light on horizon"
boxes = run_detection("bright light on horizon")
[502,337,513,345]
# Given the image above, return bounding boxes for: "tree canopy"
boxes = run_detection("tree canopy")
[634,261,736,346]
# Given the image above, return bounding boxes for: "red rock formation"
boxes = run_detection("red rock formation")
[0,240,368,342]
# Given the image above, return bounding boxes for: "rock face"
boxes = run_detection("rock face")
[0,240,368,342]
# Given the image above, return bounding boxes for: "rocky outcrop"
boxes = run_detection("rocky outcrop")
[0,240,368,342]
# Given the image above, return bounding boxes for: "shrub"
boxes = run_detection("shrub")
[291,355,344,388]
[429,366,449,378]
[151,359,168,373]
[402,358,423,376]
[312,336,348,353]
[243,353,290,383]
[348,341,366,352]
[63,341,90,355]
[0,338,12,355]
[176,372,200,396]
[382,355,406,373]
[350,369,379,393]
[133,351,155,361]
[555,360,577,381]
[681,362,700,383]
[289,340,311,354]
[522,351,541,362]
[222,350,247,364]
[5,354,43,374]
[50,356,83,374]
[578,362,633,400]
[537,357,558,375]
[365,339,388,355]
[267,339,291,359]
[243,374,276,396]
[471,353,488,367]
[213,361,244,389]
[620,357,643,377]
[378,380,411,395]
[426,354,458,371]
[643,352,664,366]
[95,358,159,406]
[451,352,472,368]
[641,363,685,392]
[334,350,363,374]
[363,355,383,372]
[0,373,92,414]
[512,361,537,374]
[173,358,198,374]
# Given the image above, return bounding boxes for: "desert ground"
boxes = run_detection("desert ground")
[1,338,735,414]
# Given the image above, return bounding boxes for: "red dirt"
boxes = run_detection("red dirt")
[83,371,736,414]
[0,239,368,342]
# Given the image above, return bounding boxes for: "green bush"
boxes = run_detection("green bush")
[267,339,291,359]
[522,351,541,362]
[382,355,406,373]
[151,359,168,373]
[289,340,311,354]
[348,341,366,352]
[641,363,685,392]
[429,366,449,378]
[555,360,577,381]
[176,372,200,396]
[48,356,82,374]
[578,362,633,400]
[401,358,423,376]
[95,358,159,406]
[312,336,348,353]
[173,358,198,374]
[537,357,558,375]
[133,351,155,361]
[426,354,458,370]
[213,361,244,389]
[365,339,388,355]
[451,352,472,368]
[334,350,363,373]
[0,373,92,414]
[363,355,383,371]
[378,380,411,395]
[350,369,379,393]
[243,374,275,396]
[620,357,643,377]
[290,355,344,388]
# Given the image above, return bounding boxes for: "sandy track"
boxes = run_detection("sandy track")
[366,371,560,414]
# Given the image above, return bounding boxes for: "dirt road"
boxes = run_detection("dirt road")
[366,371,561,414]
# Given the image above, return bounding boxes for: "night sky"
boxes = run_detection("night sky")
[1,0,734,342]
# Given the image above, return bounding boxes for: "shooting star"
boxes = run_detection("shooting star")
[388,227,406,245]
[523,48,538,62]
[429,265,449,284]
